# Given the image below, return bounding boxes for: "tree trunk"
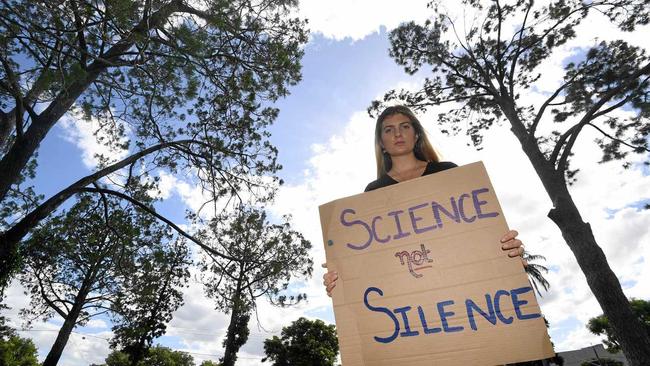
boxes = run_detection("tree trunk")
[222,299,244,366]
[547,192,650,365]
[42,283,92,366]
[499,96,650,365]
[42,307,81,366]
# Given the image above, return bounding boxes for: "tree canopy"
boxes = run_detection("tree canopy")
[199,205,313,366]
[0,0,308,290]
[101,346,194,366]
[19,192,190,366]
[0,317,39,366]
[263,317,339,366]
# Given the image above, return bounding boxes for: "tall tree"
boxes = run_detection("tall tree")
[370,1,650,363]
[588,298,650,353]
[19,192,189,366]
[0,0,308,288]
[109,239,191,366]
[262,317,339,366]
[199,205,313,366]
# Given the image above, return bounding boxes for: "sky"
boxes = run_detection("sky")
[3,1,650,365]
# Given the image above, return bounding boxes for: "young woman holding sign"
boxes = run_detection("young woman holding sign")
[322,105,525,296]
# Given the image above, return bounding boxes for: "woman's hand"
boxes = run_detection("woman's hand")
[322,263,338,297]
[500,229,527,267]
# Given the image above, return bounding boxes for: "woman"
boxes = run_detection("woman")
[322,105,525,296]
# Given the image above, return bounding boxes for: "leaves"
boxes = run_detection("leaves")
[262,318,338,366]
[587,298,650,353]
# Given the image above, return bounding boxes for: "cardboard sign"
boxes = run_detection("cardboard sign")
[319,162,554,366]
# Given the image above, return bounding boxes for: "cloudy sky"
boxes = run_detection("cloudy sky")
[3,1,650,365]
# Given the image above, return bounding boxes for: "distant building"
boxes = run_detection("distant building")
[558,344,629,366]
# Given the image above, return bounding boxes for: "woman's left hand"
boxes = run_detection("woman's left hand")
[500,230,527,267]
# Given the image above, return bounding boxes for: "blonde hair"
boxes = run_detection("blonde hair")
[374,105,441,178]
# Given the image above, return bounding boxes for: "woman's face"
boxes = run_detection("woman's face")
[380,113,417,157]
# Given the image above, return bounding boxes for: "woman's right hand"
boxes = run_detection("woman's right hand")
[322,263,338,297]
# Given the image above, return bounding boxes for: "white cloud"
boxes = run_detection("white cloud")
[59,110,129,170]
[298,0,431,41]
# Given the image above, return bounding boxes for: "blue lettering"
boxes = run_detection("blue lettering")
[437,300,464,332]
[340,208,372,250]
[511,287,542,320]
[394,306,419,337]
[364,287,400,343]
[465,295,497,331]
[494,290,514,324]
[417,306,441,334]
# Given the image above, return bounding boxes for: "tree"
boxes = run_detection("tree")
[588,298,650,353]
[101,346,194,366]
[199,361,221,366]
[0,318,39,366]
[0,0,308,289]
[19,192,189,366]
[523,251,550,297]
[109,237,190,366]
[199,205,313,366]
[262,317,338,366]
[370,1,650,363]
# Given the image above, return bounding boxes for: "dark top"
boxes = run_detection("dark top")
[364,161,458,192]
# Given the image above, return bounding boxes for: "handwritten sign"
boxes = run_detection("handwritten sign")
[319,162,554,366]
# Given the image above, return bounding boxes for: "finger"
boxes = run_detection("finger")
[500,229,519,243]
[521,258,528,268]
[502,239,522,250]
[321,262,327,268]
[508,246,525,258]
[323,271,338,282]
[326,282,336,296]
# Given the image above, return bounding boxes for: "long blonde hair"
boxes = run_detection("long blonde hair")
[374,105,441,178]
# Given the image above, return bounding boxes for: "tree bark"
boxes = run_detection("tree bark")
[547,192,650,365]
[222,301,242,366]
[42,274,94,366]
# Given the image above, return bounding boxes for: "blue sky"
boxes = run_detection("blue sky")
[3,1,650,365]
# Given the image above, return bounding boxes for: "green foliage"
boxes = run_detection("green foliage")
[18,192,189,363]
[199,205,313,366]
[262,317,339,366]
[200,205,313,309]
[580,358,623,366]
[0,0,309,291]
[109,239,191,365]
[199,361,221,366]
[587,298,650,353]
[102,346,194,366]
[0,318,39,366]
[523,252,550,297]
